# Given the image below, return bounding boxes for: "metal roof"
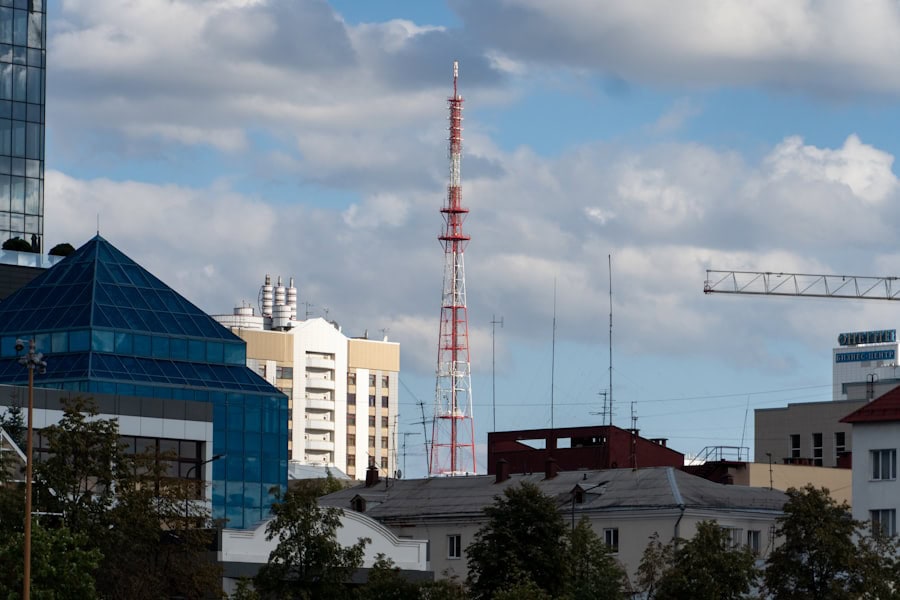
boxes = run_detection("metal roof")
[320,467,786,522]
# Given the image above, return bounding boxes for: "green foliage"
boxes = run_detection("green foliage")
[492,579,551,600]
[764,485,899,599]
[635,532,674,599]
[2,237,33,252]
[230,578,261,600]
[417,578,468,600]
[0,400,25,488]
[466,482,569,600]
[654,521,759,600]
[254,485,368,599]
[48,242,76,257]
[1,396,223,599]
[0,521,101,599]
[358,554,420,600]
[567,517,626,600]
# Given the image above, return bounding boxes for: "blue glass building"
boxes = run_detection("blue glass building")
[0,1,46,248]
[0,235,288,528]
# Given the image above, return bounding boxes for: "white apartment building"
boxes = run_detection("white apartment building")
[213,275,399,480]
[832,328,899,400]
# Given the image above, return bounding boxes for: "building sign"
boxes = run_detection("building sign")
[835,350,896,364]
[837,330,896,346]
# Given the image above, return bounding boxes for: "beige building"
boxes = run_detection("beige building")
[755,399,863,468]
[214,278,399,480]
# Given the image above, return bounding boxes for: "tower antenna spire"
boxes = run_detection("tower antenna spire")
[430,61,476,476]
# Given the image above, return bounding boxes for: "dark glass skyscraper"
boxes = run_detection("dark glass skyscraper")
[0,1,44,249]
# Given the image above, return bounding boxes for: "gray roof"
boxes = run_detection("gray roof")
[320,467,786,523]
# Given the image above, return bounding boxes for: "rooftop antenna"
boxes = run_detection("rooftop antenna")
[97,213,100,235]
[608,254,613,427]
[490,314,503,432]
[302,301,315,319]
[551,278,557,429]
[630,401,637,470]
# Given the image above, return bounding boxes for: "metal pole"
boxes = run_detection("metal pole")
[23,355,33,600]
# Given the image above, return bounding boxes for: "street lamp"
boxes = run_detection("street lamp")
[184,453,225,521]
[17,338,46,600]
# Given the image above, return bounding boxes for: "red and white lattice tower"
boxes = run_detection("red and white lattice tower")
[430,61,476,477]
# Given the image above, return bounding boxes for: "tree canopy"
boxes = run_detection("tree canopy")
[764,484,900,599]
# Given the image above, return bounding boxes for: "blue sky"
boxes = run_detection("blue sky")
[41,0,900,476]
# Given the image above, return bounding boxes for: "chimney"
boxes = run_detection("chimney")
[365,464,379,488]
[495,459,510,483]
[545,457,559,479]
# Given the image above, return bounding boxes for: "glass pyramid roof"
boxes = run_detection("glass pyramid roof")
[0,235,268,395]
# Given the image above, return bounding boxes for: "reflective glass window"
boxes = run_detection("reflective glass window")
[0,335,15,357]
[0,9,9,45]
[11,64,23,101]
[113,331,132,354]
[133,334,151,357]
[0,119,9,154]
[92,330,113,353]
[151,335,169,358]
[188,339,205,361]
[9,155,20,174]
[12,9,24,46]
[68,329,89,351]
[206,341,223,364]
[50,331,66,353]
[23,176,35,212]
[223,342,244,365]
[26,11,40,48]
[10,119,22,155]
[24,121,38,158]
[169,337,187,360]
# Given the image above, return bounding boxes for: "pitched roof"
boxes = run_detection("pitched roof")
[0,235,236,340]
[841,385,900,424]
[319,467,786,523]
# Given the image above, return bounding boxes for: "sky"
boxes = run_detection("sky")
[41,0,900,477]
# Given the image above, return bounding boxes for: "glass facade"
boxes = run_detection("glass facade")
[0,0,44,249]
[0,236,289,528]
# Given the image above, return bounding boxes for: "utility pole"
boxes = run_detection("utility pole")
[490,315,503,432]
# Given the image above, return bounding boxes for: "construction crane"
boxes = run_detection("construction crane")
[704,270,900,301]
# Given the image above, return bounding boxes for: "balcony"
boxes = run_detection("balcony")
[306,377,335,391]
[306,419,335,432]
[306,438,335,452]
[306,397,335,410]
[306,356,336,369]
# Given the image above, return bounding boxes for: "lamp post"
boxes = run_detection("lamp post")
[184,453,225,521]
[17,338,46,600]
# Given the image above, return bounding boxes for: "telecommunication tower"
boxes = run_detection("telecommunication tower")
[430,61,476,476]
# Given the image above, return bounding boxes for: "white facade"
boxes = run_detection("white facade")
[848,420,900,537]
[213,284,399,481]
[832,329,898,400]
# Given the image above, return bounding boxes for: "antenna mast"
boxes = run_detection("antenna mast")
[430,61,476,476]
[608,255,613,427]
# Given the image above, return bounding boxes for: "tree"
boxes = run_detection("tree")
[466,482,569,599]
[654,521,759,600]
[2,236,33,252]
[254,484,368,599]
[764,485,899,599]
[635,532,674,599]
[358,554,419,600]
[48,242,76,257]
[0,521,101,599]
[567,517,626,600]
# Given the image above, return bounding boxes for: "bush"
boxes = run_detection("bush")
[48,242,76,257]
[2,237,32,252]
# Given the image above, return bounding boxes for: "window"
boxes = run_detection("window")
[368,436,375,448]
[381,437,388,449]
[347,455,356,467]
[448,534,462,559]
[812,432,823,466]
[368,395,376,407]
[872,449,897,480]
[382,375,389,387]
[790,434,800,459]
[348,373,356,385]
[276,366,293,380]
[368,416,376,427]
[835,431,846,461]
[722,527,743,548]
[747,530,761,554]
[380,457,388,469]
[347,414,355,426]
[381,416,389,428]
[603,528,619,553]
[369,374,376,386]
[347,434,355,445]
[347,393,356,403]
[871,509,897,538]
[381,396,389,408]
